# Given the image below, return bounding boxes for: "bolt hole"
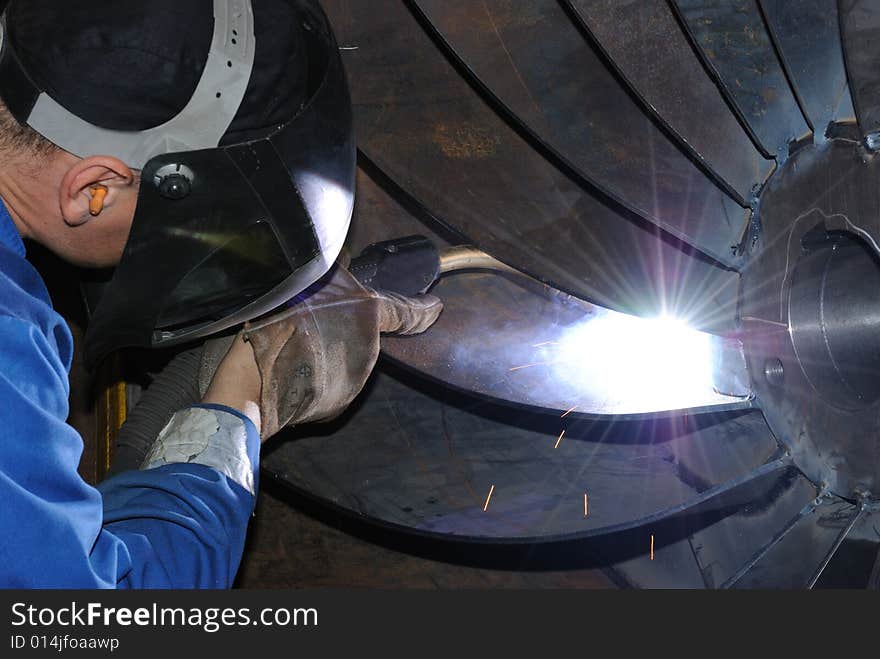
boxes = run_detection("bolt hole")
[216,92,222,99]
[227,60,232,67]
[764,359,784,386]
[231,38,237,45]
[232,29,238,36]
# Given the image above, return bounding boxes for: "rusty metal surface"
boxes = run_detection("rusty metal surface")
[262,364,783,541]
[346,167,452,255]
[565,0,770,201]
[759,0,855,137]
[324,0,750,272]
[413,0,743,261]
[671,0,811,158]
[839,0,880,146]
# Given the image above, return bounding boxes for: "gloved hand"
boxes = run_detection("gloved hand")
[202,264,443,440]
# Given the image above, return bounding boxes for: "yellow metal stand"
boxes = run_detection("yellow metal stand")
[94,352,127,480]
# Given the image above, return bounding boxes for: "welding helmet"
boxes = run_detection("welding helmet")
[0,0,355,367]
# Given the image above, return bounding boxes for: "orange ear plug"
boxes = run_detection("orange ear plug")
[89,184,108,216]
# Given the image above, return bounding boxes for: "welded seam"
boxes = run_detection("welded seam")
[807,500,866,588]
[868,544,880,589]
[687,535,715,589]
[837,0,871,141]
[720,498,819,588]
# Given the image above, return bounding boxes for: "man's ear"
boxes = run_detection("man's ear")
[59,156,136,227]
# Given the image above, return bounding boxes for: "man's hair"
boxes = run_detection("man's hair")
[0,100,59,159]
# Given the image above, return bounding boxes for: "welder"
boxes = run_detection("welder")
[0,0,441,588]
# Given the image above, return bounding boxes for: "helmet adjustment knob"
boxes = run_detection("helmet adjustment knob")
[153,164,195,200]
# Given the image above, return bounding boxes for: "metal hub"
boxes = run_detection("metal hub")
[742,132,880,500]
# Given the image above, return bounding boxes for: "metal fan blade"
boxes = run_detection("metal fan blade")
[722,495,861,588]
[592,461,808,587]
[263,364,783,542]
[685,472,819,587]
[348,165,746,413]
[565,0,772,199]
[759,0,856,135]
[839,0,880,147]
[812,504,880,588]
[670,0,811,158]
[412,0,744,263]
[805,503,867,588]
[356,155,742,332]
[324,0,750,271]
[809,500,880,588]
[383,266,752,417]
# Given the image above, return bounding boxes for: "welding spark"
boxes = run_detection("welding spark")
[509,362,549,372]
[584,493,589,518]
[561,405,578,418]
[650,534,655,561]
[483,485,495,512]
[532,341,559,348]
[554,430,566,449]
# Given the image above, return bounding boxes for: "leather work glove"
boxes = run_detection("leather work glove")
[202,264,443,440]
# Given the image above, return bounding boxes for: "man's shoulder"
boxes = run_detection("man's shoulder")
[0,242,54,313]
[0,243,72,370]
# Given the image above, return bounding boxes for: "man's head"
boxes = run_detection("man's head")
[0,0,311,268]
[0,102,138,267]
[0,0,354,363]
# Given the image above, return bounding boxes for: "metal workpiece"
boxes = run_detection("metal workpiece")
[788,236,880,410]
[670,0,811,159]
[347,170,750,417]
[348,165,741,332]
[759,0,855,139]
[839,0,880,148]
[383,267,752,418]
[328,0,751,271]
[740,137,880,499]
[565,0,771,202]
[263,367,783,543]
[725,496,860,588]
[711,337,752,399]
[415,0,754,263]
[257,2,880,587]
[348,218,753,418]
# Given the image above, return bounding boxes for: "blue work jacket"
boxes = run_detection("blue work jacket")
[0,202,259,588]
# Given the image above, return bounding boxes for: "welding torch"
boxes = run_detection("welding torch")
[349,234,522,294]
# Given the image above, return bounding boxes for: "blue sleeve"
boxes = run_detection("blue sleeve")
[0,310,260,589]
